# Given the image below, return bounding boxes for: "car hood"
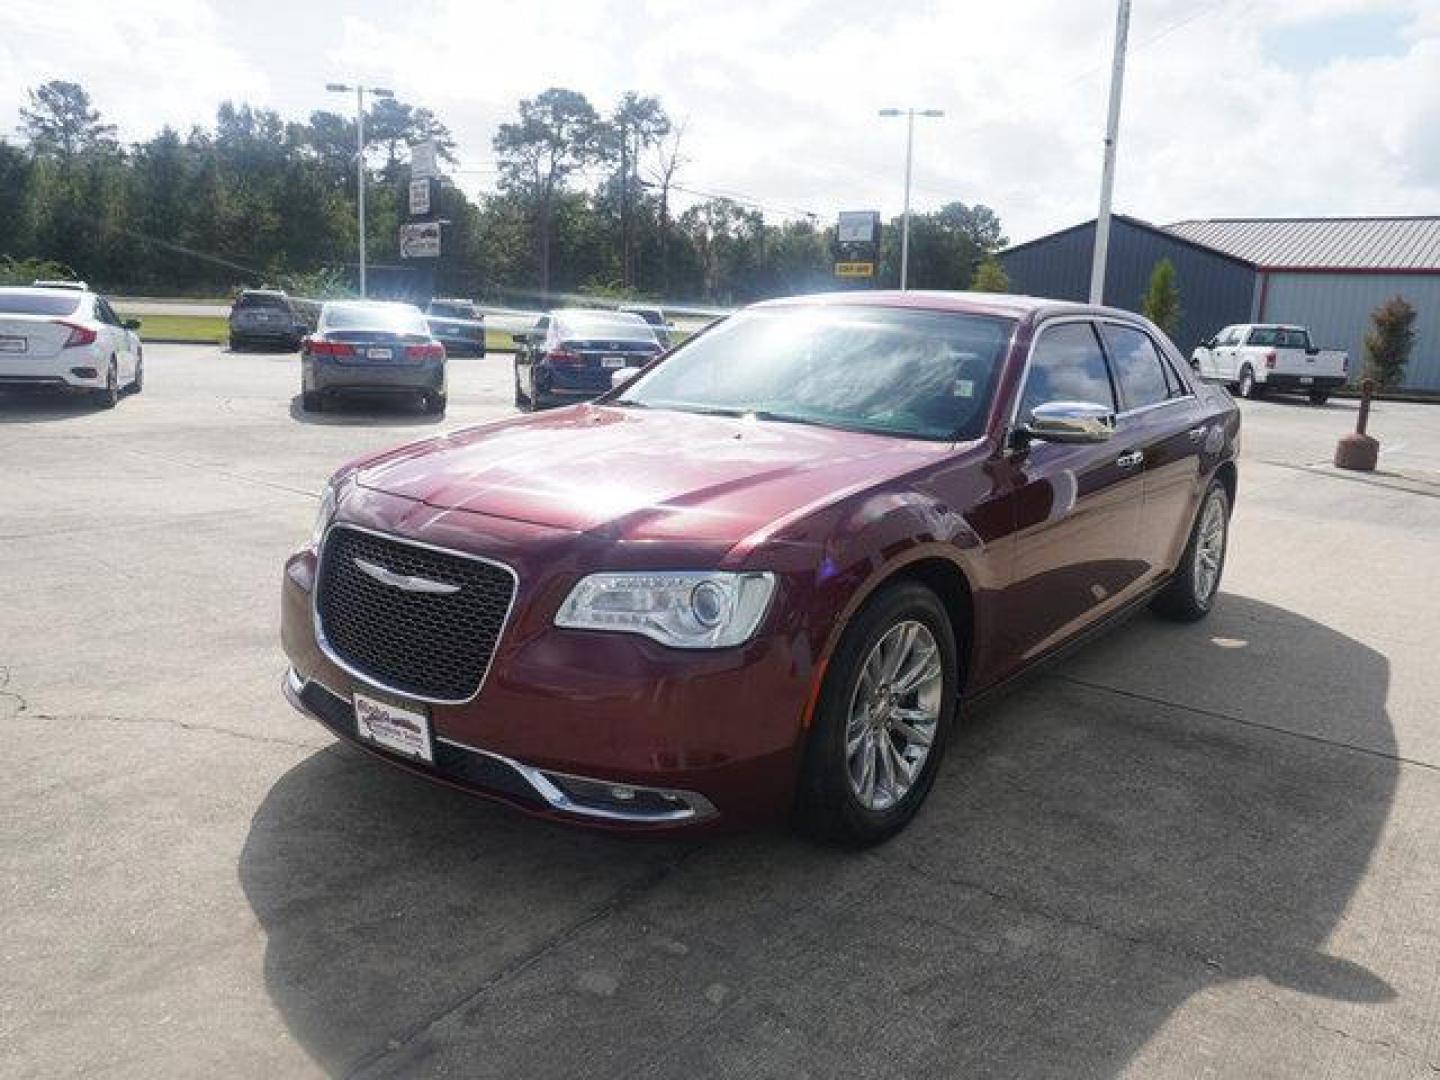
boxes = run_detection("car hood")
[355,405,954,547]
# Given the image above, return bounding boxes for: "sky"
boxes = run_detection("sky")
[2,0,1438,245]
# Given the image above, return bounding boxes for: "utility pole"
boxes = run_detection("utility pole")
[879,107,944,290]
[1088,0,1131,305]
[326,82,394,297]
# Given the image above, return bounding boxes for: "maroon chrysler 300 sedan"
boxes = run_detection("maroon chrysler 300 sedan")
[281,291,1240,845]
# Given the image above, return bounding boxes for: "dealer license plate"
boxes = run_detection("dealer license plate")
[602,356,626,369]
[366,347,393,360]
[354,691,433,762]
[0,336,26,353]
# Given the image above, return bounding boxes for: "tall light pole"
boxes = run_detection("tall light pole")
[879,107,943,290]
[1088,0,1131,304]
[326,82,394,297]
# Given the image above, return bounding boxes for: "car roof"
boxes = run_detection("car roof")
[550,307,648,320]
[0,285,93,298]
[31,279,89,291]
[750,289,1146,325]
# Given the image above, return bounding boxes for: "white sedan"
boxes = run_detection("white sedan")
[0,284,143,407]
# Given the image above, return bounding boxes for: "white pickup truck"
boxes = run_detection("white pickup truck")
[1191,323,1348,404]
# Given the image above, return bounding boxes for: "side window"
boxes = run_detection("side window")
[1018,322,1117,423]
[1219,326,1240,346]
[1100,323,1171,410]
[95,298,120,326]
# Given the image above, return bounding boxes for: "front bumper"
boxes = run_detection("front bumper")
[280,538,809,833]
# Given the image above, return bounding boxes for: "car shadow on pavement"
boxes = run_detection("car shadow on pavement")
[287,394,446,428]
[240,595,1396,1077]
[0,387,110,422]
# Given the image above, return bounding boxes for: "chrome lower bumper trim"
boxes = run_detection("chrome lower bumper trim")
[284,669,717,825]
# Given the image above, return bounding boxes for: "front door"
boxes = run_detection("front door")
[1002,319,1147,664]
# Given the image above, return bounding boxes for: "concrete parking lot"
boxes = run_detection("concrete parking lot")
[2,344,1438,1079]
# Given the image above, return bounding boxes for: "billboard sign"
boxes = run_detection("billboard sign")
[408,178,432,216]
[400,221,441,258]
[836,211,881,245]
[410,140,439,179]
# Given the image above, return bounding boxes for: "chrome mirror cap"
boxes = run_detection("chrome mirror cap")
[1022,401,1116,444]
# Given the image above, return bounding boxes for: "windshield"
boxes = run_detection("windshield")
[320,303,430,336]
[558,313,657,341]
[617,305,1014,440]
[0,292,82,316]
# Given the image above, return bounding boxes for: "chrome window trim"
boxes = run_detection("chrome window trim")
[1006,314,1118,431]
[310,521,521,706]
[1095,317,1198,416]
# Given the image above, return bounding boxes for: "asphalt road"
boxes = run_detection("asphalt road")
[2,346,1438,1079]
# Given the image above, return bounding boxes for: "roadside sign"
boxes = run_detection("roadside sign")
[400,221,441,258]
[837,211,881,245]
[408,178,431,216]
[410,140,439,179]
[834,262,875,278]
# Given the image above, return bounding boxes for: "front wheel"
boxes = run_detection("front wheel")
[1308,390,1331,406]
[796,582,958,847]
[94,358,119,409]
[1151,480,1230,622]
[1237,365,1260,399]
[129,353,144,393]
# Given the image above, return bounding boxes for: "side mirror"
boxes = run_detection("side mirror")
[123,318,142,331]
[610,367,641,389]
[1018,401,1116,446]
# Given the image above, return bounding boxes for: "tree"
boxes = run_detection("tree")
[493,88,604,297]
[1142,258,1181,337]
[18,80,116,158]
[606,93,670,289]
[1363,295,1417,390]
[879,202,1007,289]
[647,120,688,295]
[970,258,1009,292]
[366,98,457,179]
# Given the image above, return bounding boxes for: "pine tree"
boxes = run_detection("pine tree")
[1141,258,1181,336]
[970,258,1010,293]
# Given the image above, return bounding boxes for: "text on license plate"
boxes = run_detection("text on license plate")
[366,347,392,360]
[1300,376,1313,384]
[0,336,26,353]
[602,356,627,368]
[354,692,433,762]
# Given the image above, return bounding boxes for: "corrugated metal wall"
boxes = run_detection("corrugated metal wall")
[1261,272,1440,392]
[998,218,1257,353]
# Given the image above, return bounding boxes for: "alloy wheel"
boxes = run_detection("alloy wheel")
[1192,494,1227,603]
[845,620,943,811]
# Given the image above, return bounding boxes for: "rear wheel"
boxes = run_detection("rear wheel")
[94,358,119,409]
[1237,365,1260,399]
[796,582,958,847]
[424,391,446,416]
[1152,480,1230,622]
[1308,389,1331,406]
[301,390,324,412]
[513,369,528,410]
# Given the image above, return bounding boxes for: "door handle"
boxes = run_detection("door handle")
[1116,450,1144,469]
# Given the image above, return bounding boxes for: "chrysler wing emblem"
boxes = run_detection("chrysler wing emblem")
[353,556,461,595]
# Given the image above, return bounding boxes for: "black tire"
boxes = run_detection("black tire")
[301,390,324,412]
[1151,480,1230,622]
[795,581,959,847]
[94,358,119,409]
[1237,365,1260,399]
[424,392,447,416]
[513,370,527,410]
[1308,390,1330,406]
[230,336,246,352]
[129,353,144,393]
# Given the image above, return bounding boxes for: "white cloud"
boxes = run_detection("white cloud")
[2,0,1437,243]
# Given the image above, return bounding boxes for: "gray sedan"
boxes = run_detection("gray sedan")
[300,302,447,415]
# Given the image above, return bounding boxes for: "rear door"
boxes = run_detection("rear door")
[1098,321,1206,580]
[1003,318,1147,663]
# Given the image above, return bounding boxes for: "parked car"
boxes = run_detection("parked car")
[229,288,306,351]
[618,304,674,347]
[512,308,663,410]
[424,298,486,357]
[0,284,143,407]
[1192,323,1347,404]
[281,291,1240,844]
[299,301,447,415]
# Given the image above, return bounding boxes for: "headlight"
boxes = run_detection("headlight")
[309,483,338,550]
[555,571,776,649]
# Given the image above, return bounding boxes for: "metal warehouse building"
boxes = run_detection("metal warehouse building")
[998,214,1440,393]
